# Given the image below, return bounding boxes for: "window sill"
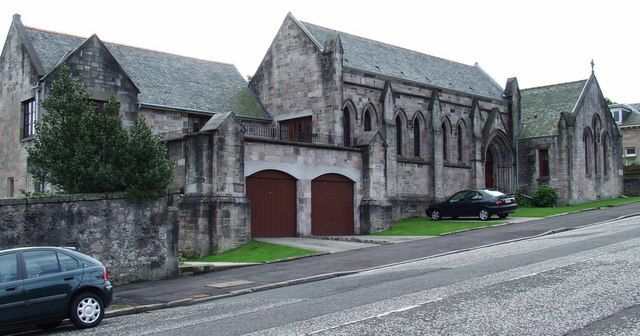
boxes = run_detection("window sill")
[397,157,429,165]
[20,136,35,143]
[444,161,471,169]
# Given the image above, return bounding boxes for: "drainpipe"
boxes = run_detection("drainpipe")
[515,124,527,193]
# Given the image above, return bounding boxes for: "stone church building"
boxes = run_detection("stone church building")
[518,75,623,204]
[0,13,623,252]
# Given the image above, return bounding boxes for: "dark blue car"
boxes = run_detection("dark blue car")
[426,189,517,221]
[0,247,113,332]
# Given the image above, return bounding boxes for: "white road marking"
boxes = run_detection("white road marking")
[305,298,443,335]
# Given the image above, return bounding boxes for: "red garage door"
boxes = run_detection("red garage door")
[246,170,297,237]
[311,174,354,235]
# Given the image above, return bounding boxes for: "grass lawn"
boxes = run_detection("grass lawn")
[371,217,506,236]
[187,240,319,263]
[512,196,640,218]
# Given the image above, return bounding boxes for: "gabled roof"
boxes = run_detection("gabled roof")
[625,103,640,126]
[520,80,587,138]
[297,19,505,100]
[22,26,267,119]
[610,103,640,126]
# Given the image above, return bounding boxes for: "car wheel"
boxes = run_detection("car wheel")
[36,320,63,331]
[69,292,104,329]
[498,213,509,219]
[430,209,441,221]
[478,208,490,221]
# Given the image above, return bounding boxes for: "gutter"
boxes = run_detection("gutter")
[138,103,272,121]
[343,66,505,103]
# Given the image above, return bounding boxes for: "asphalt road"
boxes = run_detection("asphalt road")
[40,213,640,335]
[113,202,640,307]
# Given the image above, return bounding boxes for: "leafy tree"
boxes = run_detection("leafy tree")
[605,97,616,105]
[123,117,174,195]
[27,65,173,197]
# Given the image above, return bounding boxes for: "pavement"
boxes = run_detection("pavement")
[107,205,640,317]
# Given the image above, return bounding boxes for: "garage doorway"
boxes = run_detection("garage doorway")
[246,170,297,237]
[311,174,354,235]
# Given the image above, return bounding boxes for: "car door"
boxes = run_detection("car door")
[444,191,468,217]
[22,249,81,321]
[0,252,25,326]
[466,191,485,215]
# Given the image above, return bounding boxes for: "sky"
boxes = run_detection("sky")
[1,0,638,103]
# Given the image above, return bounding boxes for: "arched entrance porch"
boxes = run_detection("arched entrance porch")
[484,131,514,192]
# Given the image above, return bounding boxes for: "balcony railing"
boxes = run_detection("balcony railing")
[157,124,359,147]
[245,124,357,147]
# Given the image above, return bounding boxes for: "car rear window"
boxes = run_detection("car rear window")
[58,252,80,272]
[484,190,506,197]
[0,253,18,284]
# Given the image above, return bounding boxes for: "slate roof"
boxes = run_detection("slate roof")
[519,80,587,138]
[24,27,267,119]
[612,103,640,126]
[299,21,505,100]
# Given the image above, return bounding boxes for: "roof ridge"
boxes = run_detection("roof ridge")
[300,21,477,70]
[521,79,587,92]
[24,25,237,68]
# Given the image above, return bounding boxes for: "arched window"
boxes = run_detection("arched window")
[343,107,351,146]
[602,133,609,176]
[414,118,421,157]
[457,124,463,161]
[396,115,403,156]
[364,109,372,132]
[593,115,602,175]
[583,129,593,176]
[441,122,449,161]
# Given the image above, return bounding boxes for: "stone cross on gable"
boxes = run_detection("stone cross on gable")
[591,59,595,74]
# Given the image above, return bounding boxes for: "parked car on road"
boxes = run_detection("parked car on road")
[0,247,113,332]
[426,189,517,221]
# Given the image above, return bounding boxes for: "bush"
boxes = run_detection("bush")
[533,186,557,207]
[515,188,534,208]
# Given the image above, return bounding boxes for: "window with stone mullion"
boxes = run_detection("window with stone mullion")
[22,99,37,138]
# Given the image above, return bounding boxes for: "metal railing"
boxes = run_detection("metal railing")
[244,124,358,147]
[157,124,359,147]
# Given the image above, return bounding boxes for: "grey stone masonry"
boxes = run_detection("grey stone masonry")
[0,193,179,285]
[357,131,392,233]
[178,113,250,258]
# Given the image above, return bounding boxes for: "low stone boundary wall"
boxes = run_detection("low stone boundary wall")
[624,166,640,196]
[0,193,179,285]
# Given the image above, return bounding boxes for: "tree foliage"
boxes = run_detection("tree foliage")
[27,65,173,196]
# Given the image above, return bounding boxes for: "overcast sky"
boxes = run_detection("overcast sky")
[2,0,638,103]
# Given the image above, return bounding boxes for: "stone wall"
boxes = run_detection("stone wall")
[623,165,640,196]
[45,36,140,127]
[249,15,325,121]
[567,80,623,203]
[178,113,251,258]
[165,138,185,193]
[0,193,179,285]
[0,19,41,197]
[518,136,563,200]
[620,126,640,165]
